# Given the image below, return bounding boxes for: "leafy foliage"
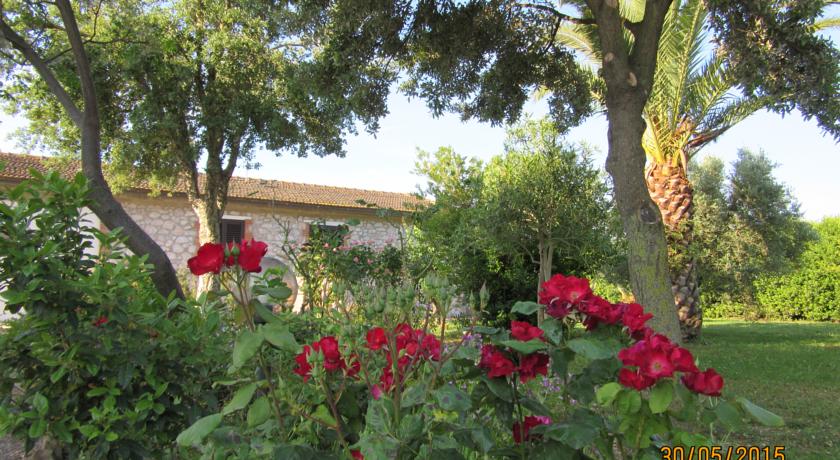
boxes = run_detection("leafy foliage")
[755,217,840,321]
[413,120,624,323]
[0,171,230,458]
[705,0,840,141]
[690,151,814,313]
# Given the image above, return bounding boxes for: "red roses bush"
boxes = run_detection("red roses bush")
[182,238,770,459]
[539,273,724,397]
[187,240,268,275]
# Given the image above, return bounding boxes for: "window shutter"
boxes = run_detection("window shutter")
[221,219,245,244]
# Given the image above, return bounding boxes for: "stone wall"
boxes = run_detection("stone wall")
[120,195,199,271]
[121,194,405,272]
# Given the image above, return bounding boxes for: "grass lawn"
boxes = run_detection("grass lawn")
[687,319,840,460]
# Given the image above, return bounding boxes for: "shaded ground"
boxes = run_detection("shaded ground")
[0,435,24,459]
[687,319,840,460]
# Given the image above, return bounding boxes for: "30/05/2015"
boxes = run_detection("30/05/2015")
[660,446,786,460]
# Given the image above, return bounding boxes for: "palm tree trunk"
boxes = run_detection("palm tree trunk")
[645,162,701,340]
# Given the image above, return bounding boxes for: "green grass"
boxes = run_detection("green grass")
[687,319,840,460]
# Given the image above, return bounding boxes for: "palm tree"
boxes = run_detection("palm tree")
[556,0,836,340]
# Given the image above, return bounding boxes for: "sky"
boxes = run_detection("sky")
[1,19,838,222]
[1,89,838,222]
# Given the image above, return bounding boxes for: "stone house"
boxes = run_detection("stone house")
[0,152,419,315]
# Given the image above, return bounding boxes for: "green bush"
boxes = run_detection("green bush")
[0,171,230,458]
[754,217,840,321]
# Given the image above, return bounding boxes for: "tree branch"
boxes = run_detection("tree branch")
[518,3,595,25]
[0,11,83,125]
[629,0,673,94]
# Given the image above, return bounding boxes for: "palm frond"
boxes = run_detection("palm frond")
[813,16,840,30]
[648,0,707,138]
[555,23,601,69]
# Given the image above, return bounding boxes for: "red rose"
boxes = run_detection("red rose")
[512,415,551,443]
[580,296,623,330]
[366,327,388,350]
[293,345,313,382]
[517,353,549,383]
[314,336,345,371]
[237,239,268,273]
[618,367,655,390]
[640,349,675,379]
[479,344,496,369]
[510,321,544,342]
[351,449,364,460]
[380,366,395,391]
[479,345,516,378]
[188,243,225,275]
[420,333,442,361]
[669,347,699,373]
[92,316,108,327]
[371,384,384,400]
[682,368,724,397]
[620,303,654,334]
[539,274,592,317]
[394,323,414,350]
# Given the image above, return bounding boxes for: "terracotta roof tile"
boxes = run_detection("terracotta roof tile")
[0,152,422,212]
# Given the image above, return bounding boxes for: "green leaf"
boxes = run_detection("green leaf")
[401,383,427,408]
[616,389,642,415]
[595,382,622,406]
[713,400,744,430]
[49,367,67,383]
[510,301,541,316]
[261,323,299,352]
[247,396,272,427]
[550,348,575,378]
[222,383,257,415]
[358,433,400,459]
[472,326,500,335]
[253,302,280,324]
[500,339,547,354]
[541,318,564,344]
[482,377,513,402]
[253,285,292,302]
[649,381,674,414]
[86,387,109,397]
[231,329,263,372]
[567,337,621,360]
[176,414,222,446]
[737,398,784,427]
[399,413,424,440]
[312,405,337,426]
[28,419,46,438]
[434,385,471,412]
[469,426,494,453]
[105,432,118,442]
[32,393,48,416]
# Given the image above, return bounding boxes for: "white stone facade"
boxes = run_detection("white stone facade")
[120,194,405,274]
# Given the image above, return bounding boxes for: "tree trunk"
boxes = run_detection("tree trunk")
[536,237,554,325]
[590,0,680,341]
[3,1,185,299]
[604,99,682,342]
[646,162,701,340]
[192,198,224,295]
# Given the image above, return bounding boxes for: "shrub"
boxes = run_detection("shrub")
[178,242,784,459]
[754,217,840,321]
[0,171,230,458]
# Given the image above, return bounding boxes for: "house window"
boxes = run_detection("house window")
[221,219,245,244]
[308,222,348,243]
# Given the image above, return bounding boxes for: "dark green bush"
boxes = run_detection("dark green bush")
[0,171,230,458]
[754,217,840,321]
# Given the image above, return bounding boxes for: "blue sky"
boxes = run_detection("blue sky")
[1,90,837,222]
[1,19,837,222]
